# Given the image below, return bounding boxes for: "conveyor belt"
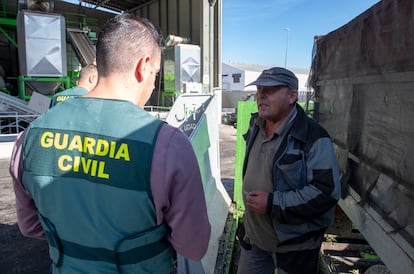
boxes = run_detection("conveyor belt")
[67,28,96,66]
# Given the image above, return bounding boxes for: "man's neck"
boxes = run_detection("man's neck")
[264,105,296,137]
[264,119,285,137]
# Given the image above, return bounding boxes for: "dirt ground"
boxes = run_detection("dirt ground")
[0,124,237,274]
[0,160,51,274]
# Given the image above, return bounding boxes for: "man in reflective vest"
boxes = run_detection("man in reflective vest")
[50,64,98,107]
[10,14,211,274]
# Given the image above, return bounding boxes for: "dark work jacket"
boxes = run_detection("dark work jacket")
[243,104,341,250]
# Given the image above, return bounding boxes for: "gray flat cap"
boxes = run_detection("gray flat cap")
[246,67,298,90]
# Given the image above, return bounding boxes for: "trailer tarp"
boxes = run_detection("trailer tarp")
[310,0,414,255]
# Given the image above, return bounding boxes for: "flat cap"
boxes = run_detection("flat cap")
[246,67,298,90]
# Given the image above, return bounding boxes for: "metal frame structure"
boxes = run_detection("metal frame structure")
[17,76,71,100]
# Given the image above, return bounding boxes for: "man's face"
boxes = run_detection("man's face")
[255,86,297,122]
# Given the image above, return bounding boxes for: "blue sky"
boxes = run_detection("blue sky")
[63,0,380,69]
[222,0,380,69]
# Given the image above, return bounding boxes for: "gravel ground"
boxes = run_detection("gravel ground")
[219,124,237,199]
[0,158,51,274]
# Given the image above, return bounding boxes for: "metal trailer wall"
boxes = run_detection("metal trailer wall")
[309,0,414,273]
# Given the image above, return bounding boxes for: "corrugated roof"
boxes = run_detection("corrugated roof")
[81,0,152,13]
[223,63,270,72]
[223,63,309,75]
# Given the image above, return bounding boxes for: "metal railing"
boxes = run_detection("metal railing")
[0,92,40,135]
[0,111,39,134]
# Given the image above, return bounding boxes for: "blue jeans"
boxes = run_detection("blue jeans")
[237,245,280,274]
[237,245,319,274]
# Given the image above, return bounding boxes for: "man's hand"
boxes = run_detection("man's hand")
[245,190,270,214]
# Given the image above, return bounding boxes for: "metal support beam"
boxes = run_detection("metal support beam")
[0,17,16,26]
[0,26,18,48]
[18,76,71,100]
[339,187,414,274]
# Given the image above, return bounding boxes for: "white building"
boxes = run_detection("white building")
[221,63,313,108]
[222,62,311,92]
[222,63,268,92]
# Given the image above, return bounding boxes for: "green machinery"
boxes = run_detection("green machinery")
[162,43,202,107]
[0,1,97,100]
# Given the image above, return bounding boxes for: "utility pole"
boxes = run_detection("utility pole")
[284,28,290,68]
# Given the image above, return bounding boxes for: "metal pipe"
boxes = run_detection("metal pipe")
[284,27,290,68]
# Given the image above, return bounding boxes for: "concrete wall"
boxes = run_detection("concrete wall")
[222,90,252,109]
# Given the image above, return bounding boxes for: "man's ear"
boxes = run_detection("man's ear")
[289,90,298,104]
[135,55,151,83]
[88,75,95,84]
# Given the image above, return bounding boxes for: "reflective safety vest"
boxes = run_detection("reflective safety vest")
[22,98,174,274]
[50,87,88,107]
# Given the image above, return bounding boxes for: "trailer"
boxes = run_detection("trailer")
[309,0,414,273]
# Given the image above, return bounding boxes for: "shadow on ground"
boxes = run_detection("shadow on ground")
[0,223,51,273]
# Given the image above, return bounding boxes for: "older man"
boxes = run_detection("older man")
[237,67,341,274]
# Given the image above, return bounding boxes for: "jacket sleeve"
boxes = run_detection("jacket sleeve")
[151,125,211,261]
[9,131,45,239]
[271,135,341,225]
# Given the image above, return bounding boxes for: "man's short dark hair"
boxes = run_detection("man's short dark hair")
[96,14,164,77]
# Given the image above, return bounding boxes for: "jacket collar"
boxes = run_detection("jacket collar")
[288,104,309,143]
[250,103,310,143]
